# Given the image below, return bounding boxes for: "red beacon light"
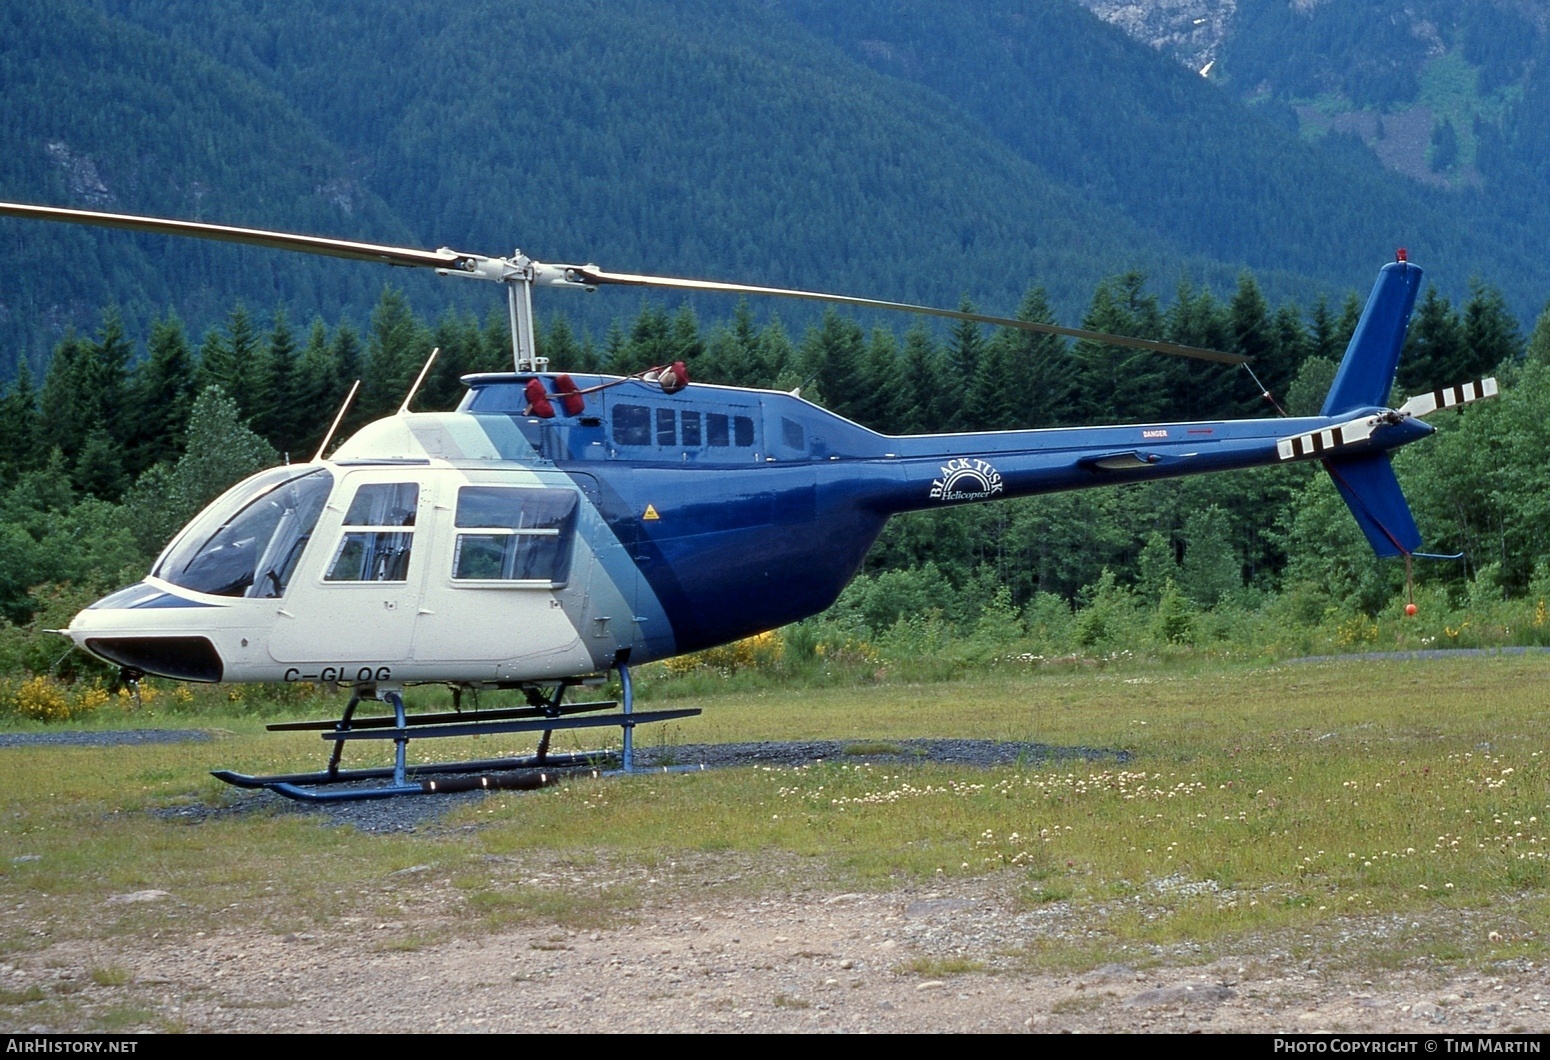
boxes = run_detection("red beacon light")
[1396,247,1408,263]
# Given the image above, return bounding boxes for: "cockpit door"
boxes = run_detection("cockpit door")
[267,471,427,665]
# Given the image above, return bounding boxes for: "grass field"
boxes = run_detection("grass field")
[2,652,1548,989]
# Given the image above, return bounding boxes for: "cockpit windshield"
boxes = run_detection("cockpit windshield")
[154,467,333,598]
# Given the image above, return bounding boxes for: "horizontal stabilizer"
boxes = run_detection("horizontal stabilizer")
[1324,453,1421,558]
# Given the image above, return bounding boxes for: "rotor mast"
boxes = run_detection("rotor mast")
[507,270,541,373]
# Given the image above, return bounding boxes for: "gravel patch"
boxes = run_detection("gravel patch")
[630,738,1129,771]
[1287,646,1550,664]
[0,728,215,748]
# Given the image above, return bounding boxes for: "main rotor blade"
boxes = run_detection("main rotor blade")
[573,266,1248,365]
[0,201,472,271]
[0,200,1247,364]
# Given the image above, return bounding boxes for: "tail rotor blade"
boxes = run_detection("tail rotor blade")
[1277,416,1380,461]
[1396,378,1498,419]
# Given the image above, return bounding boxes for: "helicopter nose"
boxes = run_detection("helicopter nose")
[67,582,226,682]
[80,635,224,683]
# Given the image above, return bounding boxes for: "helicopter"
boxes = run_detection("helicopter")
[0,201,1497,800]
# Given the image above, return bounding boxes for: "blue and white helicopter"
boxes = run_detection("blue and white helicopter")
[0,202,1495,799]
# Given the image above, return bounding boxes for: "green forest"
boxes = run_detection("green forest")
[3,260,1549,721]
[5,0,1550,371]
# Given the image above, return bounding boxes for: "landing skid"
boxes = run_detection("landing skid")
[212,664,700,802]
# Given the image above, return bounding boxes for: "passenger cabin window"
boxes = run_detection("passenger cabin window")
[611,403,756,453]
[451,486,578,585]
[611,404,651,446]
[681,410,702,446]
[324,482,418,582]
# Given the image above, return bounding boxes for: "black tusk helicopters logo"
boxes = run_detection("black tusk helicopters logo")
[0,203,1496,800]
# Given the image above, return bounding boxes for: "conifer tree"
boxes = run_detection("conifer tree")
[668,306,704,373]
[197,304,260,415]
[615,302,672,375]
[131,312,195,473]
[1309,296,1341,361]
[802,309,867,423]
[946,299,985,428]
[1336,292,1363,354]
[1462,279,1523,379]
[758,317,796,387]
[363,288,431,419]
[72,428,128,502]
[0,362,42,482]
[1523,302,1550,369]
[1230,272,1283,414]
[426,309,484,410]
[1164,281,1234,420]
[539,315,593,376]
[39,310,133,478]
[255,308,300,456]
[473,308,513,376]
[1070,273,1166,424]
[1398,286,1466,396]
[38,332,87,461]
[861,327,904,432]
[292,319,345,458]
[1180,504,1240,607]
[1006,287,1075,427]
[703,300,762,385]
[968,330,1021,431]
[897,323,943,434]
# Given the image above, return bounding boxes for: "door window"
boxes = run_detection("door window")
[324,482,419,582]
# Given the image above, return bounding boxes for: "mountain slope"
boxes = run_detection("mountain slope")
[1,0,1543,372]
[777,0,1543,313]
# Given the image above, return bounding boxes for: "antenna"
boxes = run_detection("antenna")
[312,379,361,462]
[398,347,441,415]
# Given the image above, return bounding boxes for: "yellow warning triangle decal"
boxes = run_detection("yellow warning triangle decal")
[643,504,660,521]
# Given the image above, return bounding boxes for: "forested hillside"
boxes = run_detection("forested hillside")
[1081,0,1550,267]
[3,0,1547,376]
[4,1,1550,703]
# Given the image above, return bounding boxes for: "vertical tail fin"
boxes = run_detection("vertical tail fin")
[1323,452,1422,558]
[1320,258,1425,556]
[1322,260,1423,418]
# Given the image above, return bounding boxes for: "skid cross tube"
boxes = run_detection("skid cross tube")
[320,708,700,742]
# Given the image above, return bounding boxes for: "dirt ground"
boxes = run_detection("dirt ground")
[7,873,1549,1034]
